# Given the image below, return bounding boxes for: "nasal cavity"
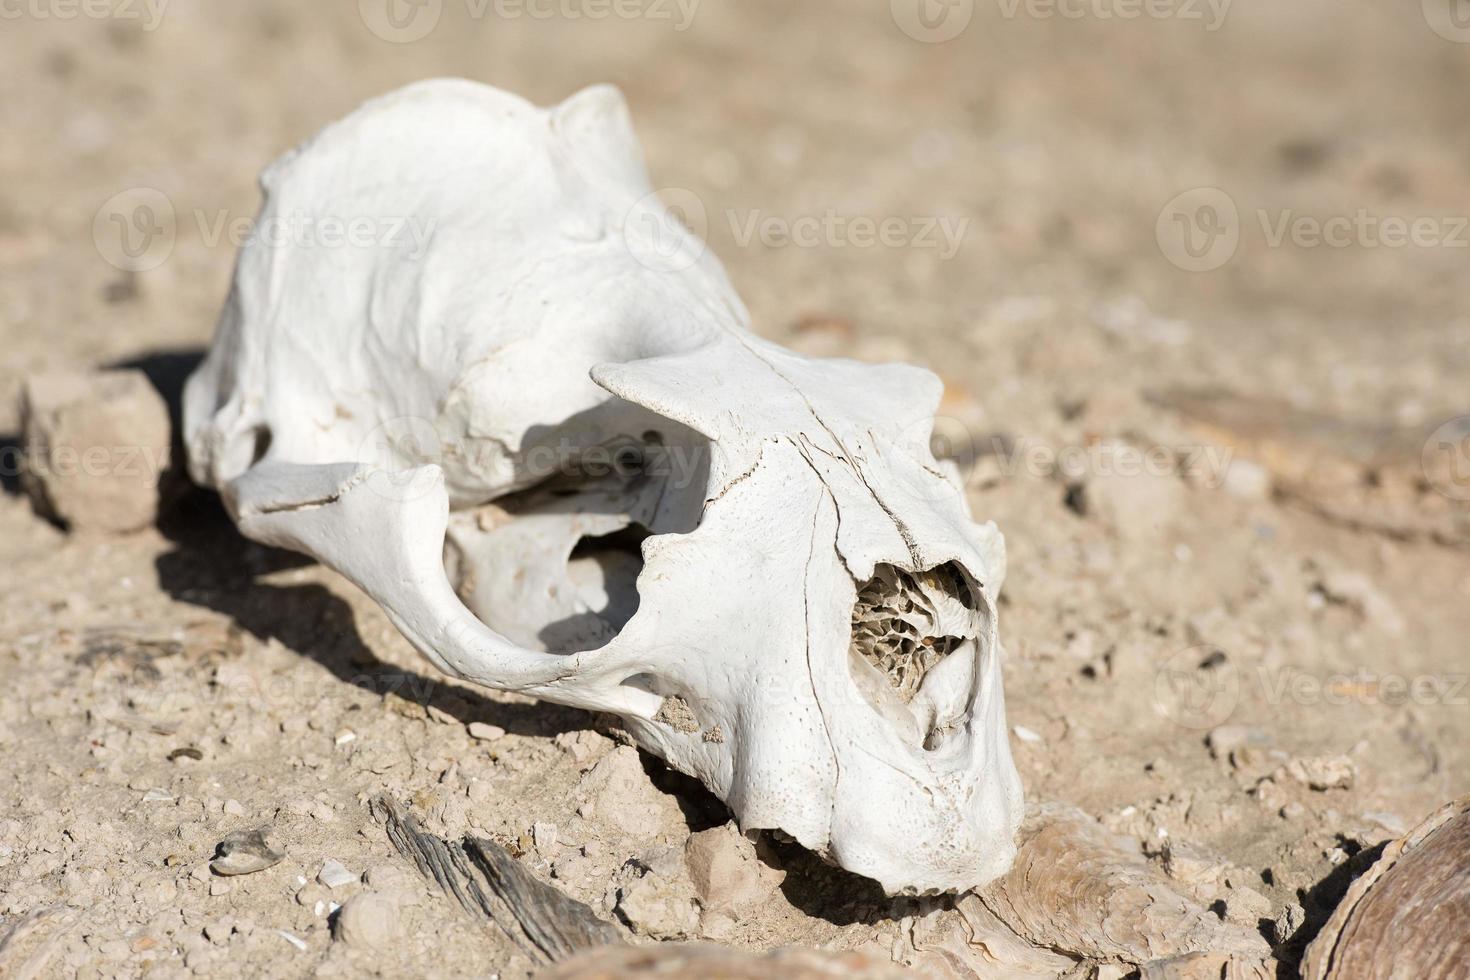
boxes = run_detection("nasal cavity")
[849,562,980,703]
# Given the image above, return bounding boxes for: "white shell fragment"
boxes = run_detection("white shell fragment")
[183,79,1022,895]
[317,858,359,889]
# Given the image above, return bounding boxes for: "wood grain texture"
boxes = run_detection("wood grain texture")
[371,794,623,965]
[1302,796,1470,980]
[973,803,1271,967]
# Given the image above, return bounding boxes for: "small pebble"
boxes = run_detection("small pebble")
[468,722,506,742]
[1223,459,1271,500]
[333,893,400,949]
[1286,755,1356,791]
[1206,724,1270,761]
[1012,725,1043,744]
[210,826,286,877]
[1272,902,1306,944]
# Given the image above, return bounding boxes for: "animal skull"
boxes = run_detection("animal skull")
[183,79,1023,895]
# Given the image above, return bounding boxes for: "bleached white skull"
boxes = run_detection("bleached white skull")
[183,79,1022,895]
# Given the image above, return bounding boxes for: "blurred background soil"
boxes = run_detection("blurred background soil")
[0,1,1467,977]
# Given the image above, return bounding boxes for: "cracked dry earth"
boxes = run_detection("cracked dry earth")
[2,1,1469,978]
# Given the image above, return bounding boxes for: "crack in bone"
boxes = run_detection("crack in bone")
[850,563,978,703]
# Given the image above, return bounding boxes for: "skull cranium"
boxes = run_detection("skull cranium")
[183,79,1022,895]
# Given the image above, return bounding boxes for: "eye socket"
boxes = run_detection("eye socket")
[444,404,711,658]
[536,524,650,652]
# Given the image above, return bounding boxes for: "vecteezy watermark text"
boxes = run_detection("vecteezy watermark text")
[1155,645,1470,729]
[1157,187,1470,272]
[727,209,970,260]
[2,442,170,488]
[193,209,437,258]
[94,188,439,272]
[0,0,168,30]
[891,0,1228,42]
[994,0,1230,30]
[358,0,701,43]
[917,430,1235,491]
[623,188,973,272]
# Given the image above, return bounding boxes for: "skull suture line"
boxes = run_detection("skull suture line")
[183,79,1023,895]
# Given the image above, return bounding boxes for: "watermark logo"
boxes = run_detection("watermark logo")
[624,187,709,273]
[360,0,443,42]
[1158,186,1469,272]
[194,208,438,259]
[357,415,447,503]
[888,414,979,504]
[94,188,176,273]
[1154,646,1239,729]
[1423,415,1470,501]
[1423,0,1470,42]
[891,0,974,42]
[93,189,439,272]
[1156,187,1239,273]
[354,416,708,504]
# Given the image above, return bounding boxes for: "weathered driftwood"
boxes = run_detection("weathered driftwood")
[1301,795,1470,980]
[0,907,74,980]
[977,803,1271,964]
[371,795,621,964]
[909,803,1273,978]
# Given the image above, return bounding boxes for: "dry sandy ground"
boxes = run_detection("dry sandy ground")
[1,1,1468,977]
